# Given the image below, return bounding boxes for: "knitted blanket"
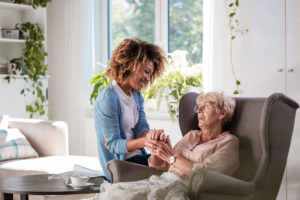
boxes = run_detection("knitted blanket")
[84,172,189,200]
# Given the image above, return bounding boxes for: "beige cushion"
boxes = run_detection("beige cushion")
[8,119,69,157]
[0,155,102,179]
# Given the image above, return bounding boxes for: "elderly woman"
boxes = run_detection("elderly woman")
[146,91,239,178]
[91,91,239,200]
[94,38,167,180]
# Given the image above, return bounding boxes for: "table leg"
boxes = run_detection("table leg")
[20,194,29,200]
[2,193,13,200]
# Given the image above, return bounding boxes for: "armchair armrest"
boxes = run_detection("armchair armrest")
[107,159,163,183]
[8,118,69,156]
[189,168,255,199]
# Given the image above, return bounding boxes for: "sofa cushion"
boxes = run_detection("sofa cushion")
[0,128,38,161]
[0,155,102,179]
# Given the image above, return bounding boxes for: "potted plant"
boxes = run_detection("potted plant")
[10,0,51,8]
[5,22,48,118]
[89,50,203,120]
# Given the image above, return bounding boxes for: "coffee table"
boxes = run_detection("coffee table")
[0,174,100,200]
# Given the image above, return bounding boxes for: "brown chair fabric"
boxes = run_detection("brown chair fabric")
[107,160,163,183]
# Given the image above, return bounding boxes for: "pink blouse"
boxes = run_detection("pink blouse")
[148,130,239,178]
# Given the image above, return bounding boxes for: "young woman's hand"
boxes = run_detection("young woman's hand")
[147,129,167,142]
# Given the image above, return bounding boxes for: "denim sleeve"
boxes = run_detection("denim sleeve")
[133,93,150,138]
[94,94,128,154]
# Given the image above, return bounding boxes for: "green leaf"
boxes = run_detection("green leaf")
[229,13,236,18]
[39,110,45,116]
[231,36,236,40]
[229,3,234,7]
[235,0,239,7]
[4,76,10,83]
[236,80,241,85]
[233,90,239,95]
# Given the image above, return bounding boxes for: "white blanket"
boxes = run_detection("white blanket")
[85,172,190,200]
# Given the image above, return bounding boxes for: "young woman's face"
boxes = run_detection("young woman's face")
[127,60,154,91]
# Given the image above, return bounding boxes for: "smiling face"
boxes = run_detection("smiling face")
[196,101,226,129]
[126,60,154,92]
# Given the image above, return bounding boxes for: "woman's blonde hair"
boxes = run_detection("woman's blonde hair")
[106,38,167,84]
[196,91,236,125]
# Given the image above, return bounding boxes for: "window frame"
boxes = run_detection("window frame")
[95,0,210,90]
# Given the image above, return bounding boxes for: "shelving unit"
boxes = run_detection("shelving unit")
[0,0,48,119]
[0,1,32,10]
[0,1,46,59]
[0,38,26,43]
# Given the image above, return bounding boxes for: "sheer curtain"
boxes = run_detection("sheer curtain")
[203,0,234,93]
[47,0,94,155]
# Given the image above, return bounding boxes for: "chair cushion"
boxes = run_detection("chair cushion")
[0,128,38,161]
[0,155,102,179]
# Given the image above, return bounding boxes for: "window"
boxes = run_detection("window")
[109,0,155,53]
[169,0,203,65]
[105,0,203,65]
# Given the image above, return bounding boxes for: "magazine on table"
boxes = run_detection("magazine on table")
[48,164,108,184]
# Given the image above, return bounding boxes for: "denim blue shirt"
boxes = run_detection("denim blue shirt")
[94,83,150,179]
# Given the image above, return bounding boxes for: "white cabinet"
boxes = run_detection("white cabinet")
[286,0,300,199]
[237,0,300,199]
[0,1,47,119]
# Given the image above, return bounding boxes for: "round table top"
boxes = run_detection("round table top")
[0,174,100,195]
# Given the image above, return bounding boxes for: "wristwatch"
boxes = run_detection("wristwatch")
[169,155,176,165]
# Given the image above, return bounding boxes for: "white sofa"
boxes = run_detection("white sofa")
[0,117,101,200]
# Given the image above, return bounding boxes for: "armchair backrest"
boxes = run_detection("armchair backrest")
[179,92,299,199]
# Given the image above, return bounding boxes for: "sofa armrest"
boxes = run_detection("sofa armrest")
[188,168,255,199]
[8,118,69,156]
[107,160,163,183]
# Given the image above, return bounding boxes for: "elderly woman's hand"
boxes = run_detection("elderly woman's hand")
[145,136,173,163]
[147,129,167,142]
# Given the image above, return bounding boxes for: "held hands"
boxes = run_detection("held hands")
[146,129,168,142]
[145,129,173,163]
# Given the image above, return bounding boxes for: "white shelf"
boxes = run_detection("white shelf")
[0,38,45,44]
[0,38,26,44]
[0,2,33,10]
[0,74,50,79]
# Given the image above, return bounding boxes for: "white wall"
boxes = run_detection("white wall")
[211,1,300,200]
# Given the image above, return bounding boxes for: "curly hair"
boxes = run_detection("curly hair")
[196,91,236,126]
[106,38,166,84]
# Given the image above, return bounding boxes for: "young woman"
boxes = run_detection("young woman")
[94,38,167,179]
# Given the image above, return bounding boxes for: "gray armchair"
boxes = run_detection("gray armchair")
[182,92,299,200]
[107,93,299,200]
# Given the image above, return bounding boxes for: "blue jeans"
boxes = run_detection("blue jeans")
[126,154,151,166]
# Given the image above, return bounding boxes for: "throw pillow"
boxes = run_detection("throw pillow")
[0,128,38,161]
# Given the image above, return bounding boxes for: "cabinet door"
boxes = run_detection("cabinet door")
[286,0,300,199]
[0,77,48,119]
[239,0,286,96]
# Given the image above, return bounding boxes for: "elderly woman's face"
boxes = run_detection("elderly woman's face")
[127,60,154,91]
[197,101,223,128]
